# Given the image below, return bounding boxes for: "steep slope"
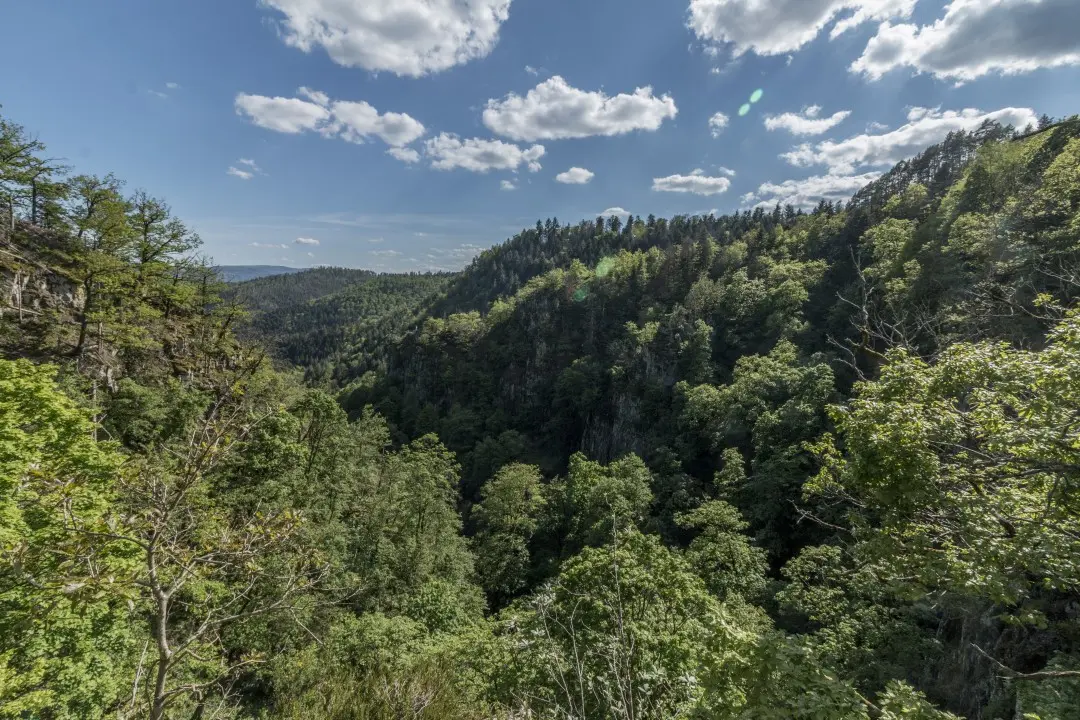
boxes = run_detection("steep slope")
[229,267,453,381]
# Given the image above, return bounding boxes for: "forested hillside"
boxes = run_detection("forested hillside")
[227,268,452,380]
[3,107,1080,720]
[215,266,302,283]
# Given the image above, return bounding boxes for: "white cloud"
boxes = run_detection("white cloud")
[525,65,539,76]
[781,106,1038,174]
[427,243,485,261]
[709,112,730,137]
[482,76,678,141]
[227,166,254,180]
[250,242,291,249]
[867,121,890,132]
[501,179,517,191]
[652,169,732,196]
[330,101,426,146]
[743,172,883,209]
[710,67,722,75]
[297,87,330,106]
[852,0,1080,81]
[236,90,425,147]
[599,207,631,218]
[387,147,422,163]
[165,82,180,90]
[555,167,595,185]
[688,0,916,57]
[367,238,385,243]
[307,252,315,257]
[765,106,851,135]
[237,158,259,168]
[235,93,330,133]
[295,237,320,246]
[716,166,736,177]
[260,0,511,77]
[424,133,545,173]
[371,249,402,257]
[148,90,169,99]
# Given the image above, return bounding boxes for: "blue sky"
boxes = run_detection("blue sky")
[2,0,1078,271]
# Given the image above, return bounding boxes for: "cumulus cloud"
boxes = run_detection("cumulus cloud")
[781,106,1038,174]
[852,0,1080,81]
[235,93,330,133]
[501,179,517,191]
[295,237,320,246]
[260,0,511,77]
[165,82,180,90]
[743,172,883,209]
[227,166,254,180]
[765,105,851,135]
[387,147,421,163]
[482,76,677,142]
[688,0,916,57]
[652,169,732,196]
[424,133,545,173]
[236,89,425,148]
[600,207,631,218]
[709,112,730,137]
[555,167,595,185]
[330,101,426,146]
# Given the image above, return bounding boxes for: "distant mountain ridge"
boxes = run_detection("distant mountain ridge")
[214,265,303,283]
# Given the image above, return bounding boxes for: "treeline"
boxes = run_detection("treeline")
[2,106,1080,720]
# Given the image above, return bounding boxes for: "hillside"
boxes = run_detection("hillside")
[230,268,453,379]
[215,265,303,282]
[3,106,1080,720]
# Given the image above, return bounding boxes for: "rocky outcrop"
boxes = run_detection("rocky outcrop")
[0,238,84,322]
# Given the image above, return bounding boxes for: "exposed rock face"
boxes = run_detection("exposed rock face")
[1,253,85,319]
[1,224,90,370]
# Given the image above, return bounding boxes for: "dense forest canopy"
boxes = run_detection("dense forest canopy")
[3,108,1080,720]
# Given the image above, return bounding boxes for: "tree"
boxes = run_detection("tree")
[0,360,136,719]
[806,306,1080,699]
[472,463,545,602]
[559,452,653,550]
[496,529,763,720]
[67,174,135,357]
[98,365,323,719]
[676,498,767,602]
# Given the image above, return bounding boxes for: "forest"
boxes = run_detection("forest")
[2,107,1080,719]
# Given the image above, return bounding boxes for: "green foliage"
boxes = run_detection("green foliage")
[494,529,765,719]
[472,463,545,601]
[4,109,1080,720]
[676,499,768,602]
[0,360,137,719]
[560,452,654,549]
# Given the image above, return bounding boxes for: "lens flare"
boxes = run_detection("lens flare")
[595,257,616,278]
[738,103,751,117]
[750,89,764,104]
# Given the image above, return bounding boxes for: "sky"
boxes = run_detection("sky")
[1,0,1079,272]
